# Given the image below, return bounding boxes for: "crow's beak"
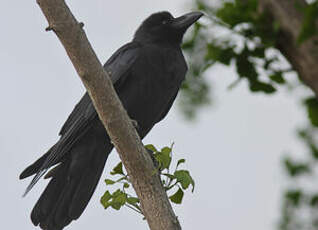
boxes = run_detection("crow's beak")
[171,12,204,30]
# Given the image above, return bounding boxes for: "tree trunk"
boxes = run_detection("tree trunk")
[35,0,181,229]
[258,0,318,95]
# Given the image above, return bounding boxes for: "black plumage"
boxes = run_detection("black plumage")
[20,11,203,230]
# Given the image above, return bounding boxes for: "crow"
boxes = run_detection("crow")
[20,11,203,230]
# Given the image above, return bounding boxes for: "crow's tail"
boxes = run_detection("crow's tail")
[19,144,57,180]
[20,131,112,230]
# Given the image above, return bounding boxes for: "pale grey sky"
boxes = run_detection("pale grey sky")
[0,1,309,230]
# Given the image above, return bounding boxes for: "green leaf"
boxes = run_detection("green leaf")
[310,143,318,159]
[285,189,303,207]
[297,129,308,139]
[174,170,195,192]
[251,46,265,58]
[169,188,184,204]
[154,147,172,170]
[249,81,276,94]
[100,191,112,209]
[304,97,318,127]
[145,144,158,153]
[127,197,140,205]
[123,183,130,188]
[310,194,318,207]
[216,0,257,27]
[113,192,126,204]
[205,43,235,66]
[110,162,124,175]
[297,128,318,159]
[269,71,285,84]
[177,159,186,167]
[161,146,172,154]
[110,202,121,210]
[284,158,310,177]
[236,48,258,81]
[112,189,122,197]
[105,179,115,185]
[110,190,127,210]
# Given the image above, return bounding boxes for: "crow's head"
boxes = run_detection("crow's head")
[134,11,203,45]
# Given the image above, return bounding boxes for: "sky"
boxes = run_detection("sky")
[0,0,311,230]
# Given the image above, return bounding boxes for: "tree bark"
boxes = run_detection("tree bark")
[258,0,318,95]
[35,0,181,229]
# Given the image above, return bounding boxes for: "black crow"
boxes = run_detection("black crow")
[20,11,203,230]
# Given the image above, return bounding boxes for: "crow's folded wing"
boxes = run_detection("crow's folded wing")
[59,42,141,136]
[22,42,141,196]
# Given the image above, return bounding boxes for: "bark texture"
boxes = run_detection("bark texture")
[258,0,318,94]
[35,0,181,229]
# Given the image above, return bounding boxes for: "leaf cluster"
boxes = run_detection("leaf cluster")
[100,144,195,216]
[280,123,318,230]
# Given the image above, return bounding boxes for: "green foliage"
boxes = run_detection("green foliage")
[153,146,172,170]
[100,144,195,216]
[181,0,318,118]
[182,0,318,114]
[101,189,131,211]
[205,43,235,66]
[284,158,310,177]
[174,170,195,192]
[216,0,258,27]
[285,189,303,207]
[280,125,318,230]
[269,71,285,84]
[169,188,184,204]
[304,97,318,127]
[110,162,124,176]
[180,0,296,118]
[235,45,276,93]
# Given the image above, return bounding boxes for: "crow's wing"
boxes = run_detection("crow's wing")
[59,42,141,136]
[58,92,92,136]
[21,42,141,196]
[103,41,141,85]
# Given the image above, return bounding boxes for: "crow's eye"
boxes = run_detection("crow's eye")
[162,20,168,25]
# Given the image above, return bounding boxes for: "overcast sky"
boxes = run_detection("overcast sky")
[0,0,311,230]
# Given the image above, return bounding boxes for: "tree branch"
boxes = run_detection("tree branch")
[258,0,318,95]
[35,0,181,229]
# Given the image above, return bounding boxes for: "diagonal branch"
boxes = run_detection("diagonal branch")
[35,0,181,229]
